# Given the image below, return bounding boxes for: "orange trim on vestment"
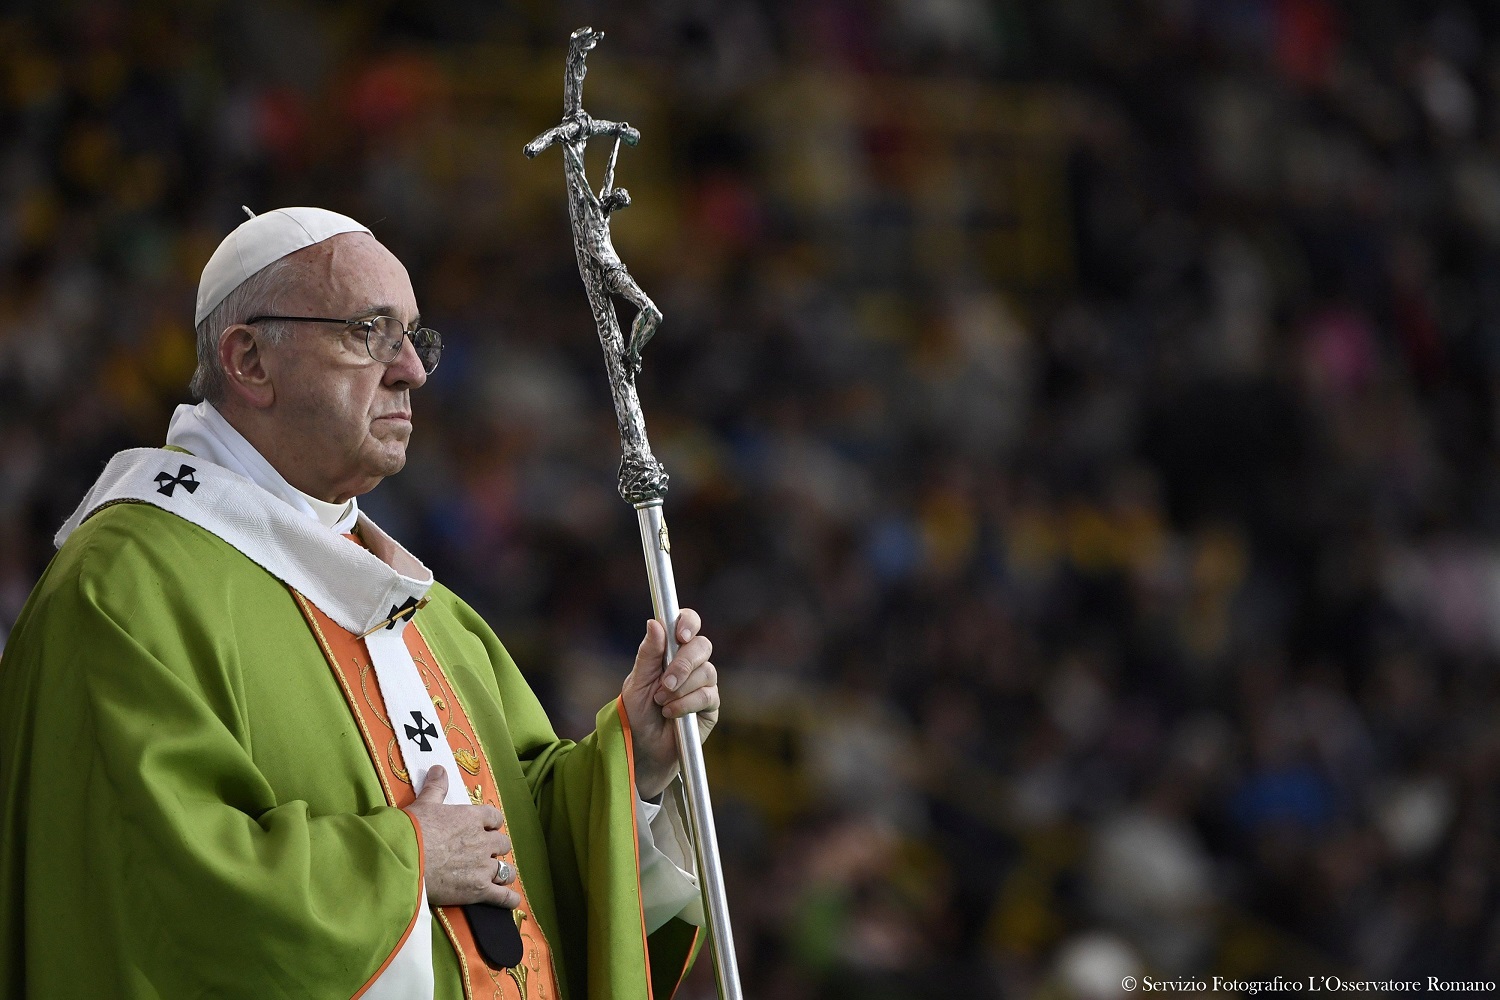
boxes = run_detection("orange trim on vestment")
[616,700,702,1000]
[292,591,561,1000]
[614,699,656,1000]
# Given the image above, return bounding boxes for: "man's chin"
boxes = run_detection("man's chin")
[373,448,407,478]
[348,443,408,493]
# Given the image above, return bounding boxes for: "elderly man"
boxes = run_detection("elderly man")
[0,208,716,999]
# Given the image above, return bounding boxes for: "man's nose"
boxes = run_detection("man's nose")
[383,333,428,389]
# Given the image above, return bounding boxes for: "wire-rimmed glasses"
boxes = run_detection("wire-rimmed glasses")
[248,314,443,374]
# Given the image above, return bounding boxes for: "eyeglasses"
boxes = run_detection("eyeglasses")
[248,315,443,374]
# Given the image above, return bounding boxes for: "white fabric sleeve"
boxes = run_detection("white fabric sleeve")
[636,778,705,933]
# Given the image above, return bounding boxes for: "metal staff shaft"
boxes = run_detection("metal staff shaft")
[636,500,742,1000]
[524,26,744,1000]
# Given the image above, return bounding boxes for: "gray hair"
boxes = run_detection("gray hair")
[189,254,307,403]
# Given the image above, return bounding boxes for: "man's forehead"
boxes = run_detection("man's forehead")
[286,233,417,316]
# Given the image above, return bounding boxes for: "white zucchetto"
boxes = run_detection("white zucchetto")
[195,206,371,325]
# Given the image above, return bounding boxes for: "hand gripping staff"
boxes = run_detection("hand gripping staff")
[524,27,745,1000]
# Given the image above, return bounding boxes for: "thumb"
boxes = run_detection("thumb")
[631,619,667,682]
[415,764,448,804]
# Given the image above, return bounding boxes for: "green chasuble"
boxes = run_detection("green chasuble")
[0,501,699,998]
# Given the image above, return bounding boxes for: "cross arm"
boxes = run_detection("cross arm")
[524,116,641,159]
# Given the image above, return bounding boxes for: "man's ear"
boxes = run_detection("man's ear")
[218,325,275,409]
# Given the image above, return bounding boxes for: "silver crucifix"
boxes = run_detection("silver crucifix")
[524,26,667,505]
[524,26,744,1000]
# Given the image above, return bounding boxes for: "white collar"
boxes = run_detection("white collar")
[301,491,358,533]
[166,401,358,533]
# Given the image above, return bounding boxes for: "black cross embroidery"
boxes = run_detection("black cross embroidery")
[385,597,420,630]
[154,464,200,497]
[404,711,438,752]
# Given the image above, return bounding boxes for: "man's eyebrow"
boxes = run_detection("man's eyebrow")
[354,305,420,324]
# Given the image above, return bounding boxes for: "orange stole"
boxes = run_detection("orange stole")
[292,591,561,1000]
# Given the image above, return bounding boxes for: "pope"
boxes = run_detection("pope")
[0,207,719,999]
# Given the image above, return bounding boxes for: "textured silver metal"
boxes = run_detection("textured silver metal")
[525,29,744,1000]
[524,26,667,505]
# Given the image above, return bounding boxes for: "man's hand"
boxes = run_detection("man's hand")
[621,609,719,801]
[403,766,520,908]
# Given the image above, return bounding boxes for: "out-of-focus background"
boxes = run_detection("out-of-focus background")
[3,0,1500,996]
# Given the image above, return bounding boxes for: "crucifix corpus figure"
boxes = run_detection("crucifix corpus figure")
[524,26,661,379]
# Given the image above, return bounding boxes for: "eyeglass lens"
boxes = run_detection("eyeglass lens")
[367,317,442,373]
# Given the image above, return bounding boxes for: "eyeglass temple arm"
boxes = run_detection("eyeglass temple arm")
[245,315,352,326]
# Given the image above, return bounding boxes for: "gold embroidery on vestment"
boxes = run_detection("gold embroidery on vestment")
[387,738,410,784]
[507,962,528,998]
[481,966,507,999]
[455,748,482,775]
[432,672,482,776]
[358,661,391,729]
[468,783,484,805]
[414,652,458,733]
[413,651,438,693]
[507,910,531,998]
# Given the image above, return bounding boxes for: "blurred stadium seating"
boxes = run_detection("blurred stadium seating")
[3,1,1500,996]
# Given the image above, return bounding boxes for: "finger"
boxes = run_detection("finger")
[486,832,514,858]
[481,885,523,909]
[660,635,712,695]
[479,805,505,830]
[631,619,667,681]
[674,608,702,645]
[658,659,716,704]
[416,765,448,803]
[674,635,713,669]
[662,683,719,719]
[491,858,518,886]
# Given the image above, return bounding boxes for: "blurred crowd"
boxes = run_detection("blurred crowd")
[5,0,1500,996]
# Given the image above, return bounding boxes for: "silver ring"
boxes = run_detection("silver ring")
[494,859,515,885]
